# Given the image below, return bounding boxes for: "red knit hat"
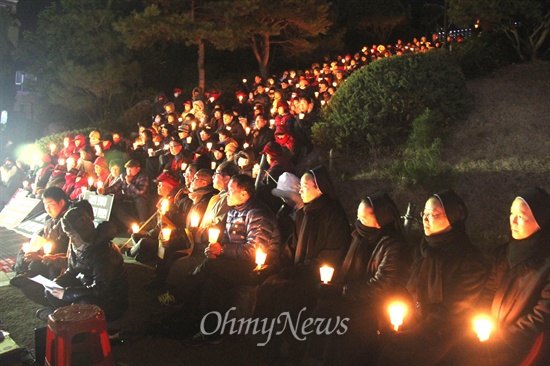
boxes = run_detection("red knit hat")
[262,141,283,156]
[157,171,180,188]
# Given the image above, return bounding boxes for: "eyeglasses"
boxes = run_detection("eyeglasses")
[420,212,445,220]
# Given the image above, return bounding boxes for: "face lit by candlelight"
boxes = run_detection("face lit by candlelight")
[357,201,380,228]
[510,198,540,240]
[422,197,451,236]
[299,173,322,204]
[227,180,249,207]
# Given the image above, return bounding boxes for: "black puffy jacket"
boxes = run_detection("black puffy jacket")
[220,197,280,267]
[56,221,128,317]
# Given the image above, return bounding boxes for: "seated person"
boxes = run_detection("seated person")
[11,187,71,291]
[98,159,150,228]
[37,201,128,322]
[173,174,280,346]
[467,187,550,366]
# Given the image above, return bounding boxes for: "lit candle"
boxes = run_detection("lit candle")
[96,181,103,189]
[314,92,319,98]
[191,122,197,130]
[58,158,65,166]
[163,144,169,150]
[88,176,94,187]
[160,199,169,215]
[190,213,200,228]
[473,315,493,342]
[155,141,160,146]
[178,117,183,122]
[133,142,138,150]
[321,100,326,106]
[148,148,153,156]
[186,137,192,144]
[211,161,217,170]
[237,157,248,167]
[333,82,337,87]
[388,302,407,331]
[252,164,260,178]
[49,143,56,154]
[181,162,188,171]
[243,78,247,83]
[245,127,251,135]
[206,142,213,151]
[243,142,249,149]
[22,242,31,253]
[319,265,334,284]
[42,242,53,255]
[255,248,267,270]
[269,119,275,128]
[299,113,305,120]
[208,228,221,244]
[161,227,172,241]
[226,126,231,131]
[95,145,101,154]
[209,96,215,103]
[131,223,140,234]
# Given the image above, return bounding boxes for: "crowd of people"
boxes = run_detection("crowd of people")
[4,33,550,366]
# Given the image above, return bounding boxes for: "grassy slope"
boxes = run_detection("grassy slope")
[324,61,550,252]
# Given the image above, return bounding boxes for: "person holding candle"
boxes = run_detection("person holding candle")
[465,187,550,366]
[128,171,186,269]
[306,192,410,365]
[378,189,487,366]
[37,202,128,322]
[250,114,275,158]
[11,187,71,300]
[221,110,246,146]
[100,159,150,228]
[256,165,351,362]
[164,162,240,292]
[151,169,217,291]
[175,174,280,346]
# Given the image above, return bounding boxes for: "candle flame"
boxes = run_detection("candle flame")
[208,228,221,243]
[319,265,334,284]
[256,248,267,269]
[388,302,407,331]
[473,315,493,342]
[42,242,53,255]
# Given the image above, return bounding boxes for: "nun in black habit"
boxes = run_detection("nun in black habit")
[468,187,550,366]
[305,192,411,366]
[255,165,351,361]
[378,189,487,366]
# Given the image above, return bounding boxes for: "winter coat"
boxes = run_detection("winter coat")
[55,221,128,319]
[220,197,280,266]
[290,194,351,281]
[481,231,550,365]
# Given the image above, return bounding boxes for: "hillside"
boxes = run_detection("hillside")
[325,61,550,250]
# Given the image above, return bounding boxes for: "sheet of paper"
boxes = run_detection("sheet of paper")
[29,275,63,290]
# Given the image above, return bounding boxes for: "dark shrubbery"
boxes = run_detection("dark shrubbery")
[451,31,520,78]
[390,109,452,189]
[312,50,473,153]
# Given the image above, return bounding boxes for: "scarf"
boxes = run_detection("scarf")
[407,229,465,304]
[507,230,547,268]
[294,194,329,264]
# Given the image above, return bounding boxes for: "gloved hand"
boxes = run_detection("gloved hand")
[317,283,345,298]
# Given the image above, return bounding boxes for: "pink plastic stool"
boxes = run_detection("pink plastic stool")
[45,304,114,366]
